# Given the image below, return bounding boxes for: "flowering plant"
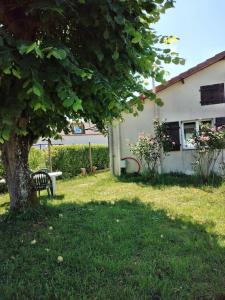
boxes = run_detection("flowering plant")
[192,124,225,182]
[130,120,173,176]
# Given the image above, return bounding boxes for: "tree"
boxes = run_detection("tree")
[0,0,184,210]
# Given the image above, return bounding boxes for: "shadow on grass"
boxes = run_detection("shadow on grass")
[0,198,225,299]
[49,194,65,201]
[117,172,224,189]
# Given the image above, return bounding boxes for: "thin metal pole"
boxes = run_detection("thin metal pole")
[48,139,52,172]
[89,142,93,173]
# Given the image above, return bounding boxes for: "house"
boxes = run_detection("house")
[35,121,108,149]
[109,51,225,176]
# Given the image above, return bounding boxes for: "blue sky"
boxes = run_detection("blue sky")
[154,0,225,80]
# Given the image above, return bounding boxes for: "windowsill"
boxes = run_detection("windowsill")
[201,102,225,106]
[182,147,196,151]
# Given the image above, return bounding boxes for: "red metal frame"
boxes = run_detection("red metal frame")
[121,157,141,174]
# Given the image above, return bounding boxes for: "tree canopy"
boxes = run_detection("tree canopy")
[0,0,184,141]
[0,0,184,210]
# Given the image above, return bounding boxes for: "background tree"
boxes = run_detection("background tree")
[0,0,184,210]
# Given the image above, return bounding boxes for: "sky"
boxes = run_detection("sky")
[153,0,225,81]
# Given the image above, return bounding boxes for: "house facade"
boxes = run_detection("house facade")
[109,51,225,176]
[35,121,108,149]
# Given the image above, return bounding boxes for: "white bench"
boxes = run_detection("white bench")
[48,171,62,195]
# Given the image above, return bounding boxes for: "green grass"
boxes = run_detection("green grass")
[0,172,225,299]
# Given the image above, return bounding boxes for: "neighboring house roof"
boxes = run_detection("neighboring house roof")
[69,121,102,135]
[83,122,101,135]
[155,51,225,93]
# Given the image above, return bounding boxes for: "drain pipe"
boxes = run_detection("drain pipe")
[152,78,163,174]
[108,125,114,175]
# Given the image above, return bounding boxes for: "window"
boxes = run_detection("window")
[200,83,225,105]
[71,122,85,134]
[182,119,213,149]
[182,122,196,149]
[165,122,180,151]
[200,120,212,128]
[215,117,225,128]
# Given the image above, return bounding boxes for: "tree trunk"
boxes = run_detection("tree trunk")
[1,134,38,210]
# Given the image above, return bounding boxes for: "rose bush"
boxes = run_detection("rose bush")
[192,124,225,182]
[130,120,173,177]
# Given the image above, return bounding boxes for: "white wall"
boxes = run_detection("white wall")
[35,134,108,148]
[111,60,225,175]
[158,60,225,122]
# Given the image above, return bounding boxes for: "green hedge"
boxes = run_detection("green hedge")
[51,145,109,178]
[29,147,47,172]
[0,148,47,178]
[0,145,109,184]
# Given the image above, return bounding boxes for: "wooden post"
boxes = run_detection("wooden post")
[48,138,52,172]
[80,168,87,176]
[89,142,93,173]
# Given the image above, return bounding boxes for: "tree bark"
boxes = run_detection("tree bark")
[1,134,38,211]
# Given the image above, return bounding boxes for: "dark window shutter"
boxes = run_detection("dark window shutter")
[200,83,225,105]
[215,117,225,127]
[165,122,180,151]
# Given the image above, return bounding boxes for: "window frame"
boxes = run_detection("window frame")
[181,119,213,150]
[200,83,225,106]
[165,121,181,151]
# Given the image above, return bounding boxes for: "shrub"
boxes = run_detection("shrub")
[29,147,47,172]
[0,145,109,183]
[51,145,109,178]
[130,120,173,177]
[192,124,225,182]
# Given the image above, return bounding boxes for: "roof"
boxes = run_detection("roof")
[84,122,100,135]
[155,51,225,93]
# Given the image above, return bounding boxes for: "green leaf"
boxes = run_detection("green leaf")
[164,56,171,63]
[3,67,11,75]
[26,42,37,54]
[33,82,43,97]
[12,68,22,79]
[164,1,174,9]
[23,80,31,89]
[1,128,10,140]
[131,32,142,44]
[63,97,74,108]
[172,57,181,65]
[112,51,119,61]
[35,47,44,59]
[33,102,46,111]
[155,98,163,106]
[72,99,83,112]
[27,88,33,95]
[48,49,67,60]
[164,36,179,44]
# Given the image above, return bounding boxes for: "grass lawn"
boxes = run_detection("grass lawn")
[0,171,225,299]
